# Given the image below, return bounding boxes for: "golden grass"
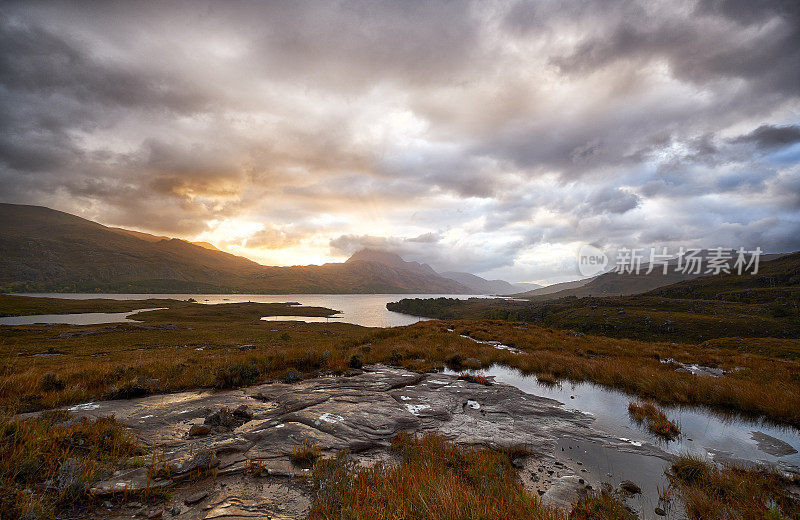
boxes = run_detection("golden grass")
[310,432,568,520]
[291,440,321,467]
[0,413,143,520]
[628,401,681,441]
[1,295,799,427]
[667,455,800,520]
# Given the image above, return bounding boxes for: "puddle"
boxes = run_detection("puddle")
[446,364,800,519]
[259,315,343,323]
[0,308,167,326]
[460,334,521,353]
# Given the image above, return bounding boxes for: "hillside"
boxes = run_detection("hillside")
[0,204,471,294]
[440,271,530,295]
[387,252,800,343]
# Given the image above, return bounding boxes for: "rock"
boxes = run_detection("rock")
[174,451,217,476]
[349,354,364,369]
[751,431,798,456]
[619,480,642,494]
[146,509,163,519]
[53,458,85,500]
[90,467,171,495]
[203,406,251,431]
[184,491,209,505]
[541,475,586,508]
[654,507,666,516]
[188,424,211,437]
[169,506,181,516]
[284,369,300,383]
[511,457,525,469]
[232,404,253,420]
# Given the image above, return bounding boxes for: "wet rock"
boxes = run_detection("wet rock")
[655,507,666,516]
[751,431,798,456]
[188,424,211,437]
[620,480,642,494]
[184,491,209,505]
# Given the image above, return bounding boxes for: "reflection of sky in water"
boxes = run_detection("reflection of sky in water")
[14,293,487,328]
[449,365,800,519]
[0,308,164,325]
[464,365,800,469]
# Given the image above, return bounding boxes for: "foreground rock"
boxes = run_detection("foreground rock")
[56,365,622,518]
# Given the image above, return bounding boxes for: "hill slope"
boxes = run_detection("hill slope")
[0,204,471,294]
[440,271,529,295]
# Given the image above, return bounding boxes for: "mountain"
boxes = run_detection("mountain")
[440,271,531,295]
[346,249,439,277]
[515,250,788,301]
[512,277,596,298]
[0,204,471,294]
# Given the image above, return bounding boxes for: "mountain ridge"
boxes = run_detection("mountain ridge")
[0,204,475,294]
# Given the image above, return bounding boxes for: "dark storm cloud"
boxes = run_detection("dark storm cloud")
[731,125,800,150]
[0,0,798,280]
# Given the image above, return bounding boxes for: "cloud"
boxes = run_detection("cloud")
[0,0,798,282]
[731,124,800,149]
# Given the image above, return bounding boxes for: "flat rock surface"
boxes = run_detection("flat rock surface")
[54,365,649,518]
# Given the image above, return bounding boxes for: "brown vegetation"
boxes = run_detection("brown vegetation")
[667,455,800,520]
[627,401,681,440]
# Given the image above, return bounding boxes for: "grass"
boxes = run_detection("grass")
[291,440,321,467]
[667,455,800,520]
[310,432,567,520]
[627,401,681,441]
[0,412,144,520]
[2,295,800,427]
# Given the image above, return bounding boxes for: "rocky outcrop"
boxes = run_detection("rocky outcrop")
[57,366,619,518]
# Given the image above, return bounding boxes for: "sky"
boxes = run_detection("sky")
[1,0,799,284]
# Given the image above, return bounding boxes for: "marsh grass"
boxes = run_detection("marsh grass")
[0,413,143,519]
[667,455,800,520]
[628,401,681,441]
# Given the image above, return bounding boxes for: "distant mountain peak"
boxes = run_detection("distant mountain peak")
[346,249,439,276]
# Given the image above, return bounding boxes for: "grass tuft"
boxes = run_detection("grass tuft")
[627,401,681,441]
[290,439,321,467]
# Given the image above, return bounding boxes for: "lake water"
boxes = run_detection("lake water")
[0,308,166,326]
[449,364,800,519]
[4,293,484,328]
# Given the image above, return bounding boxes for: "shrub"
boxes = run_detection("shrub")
[214,364,260,389]
[40,373,65,392]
